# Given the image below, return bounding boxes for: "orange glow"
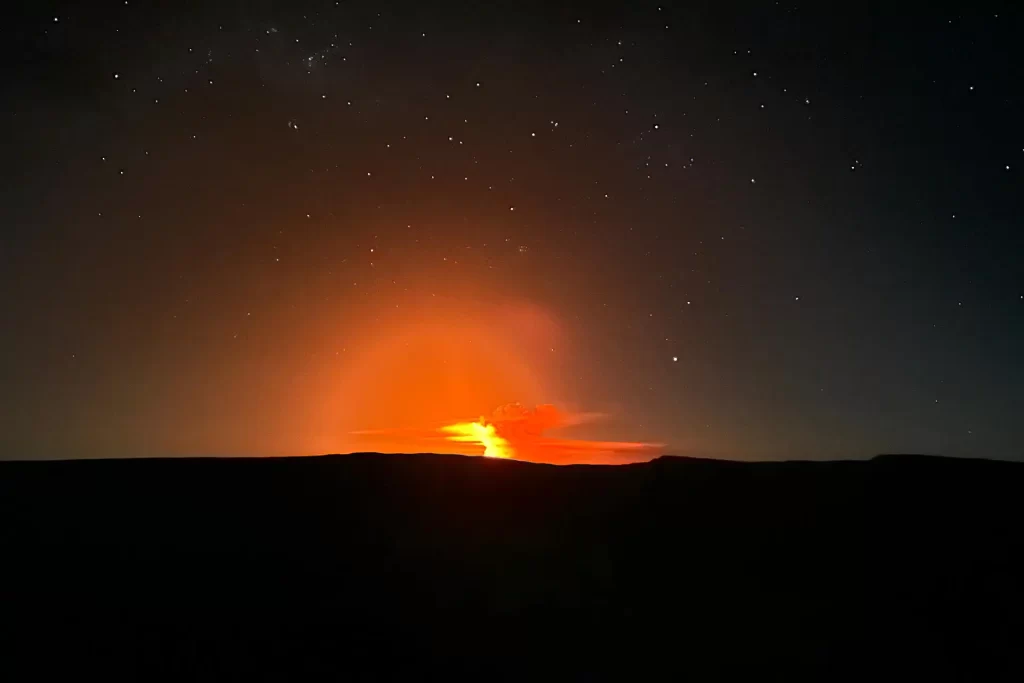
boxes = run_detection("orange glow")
[436,403,662,465]
[441,421,512,458]
[316,299,558,456]
[319,296,663,465]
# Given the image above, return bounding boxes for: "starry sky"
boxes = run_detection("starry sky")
[2,1,1022,462]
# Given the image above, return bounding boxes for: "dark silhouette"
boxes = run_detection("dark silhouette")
[2,453,1021,679]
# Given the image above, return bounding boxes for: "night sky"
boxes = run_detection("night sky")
[2,1,1022,462]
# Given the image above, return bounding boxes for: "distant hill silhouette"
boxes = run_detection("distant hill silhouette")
[1,453,1021,680]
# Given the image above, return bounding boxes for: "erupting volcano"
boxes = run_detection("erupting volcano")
[440,403,661,465]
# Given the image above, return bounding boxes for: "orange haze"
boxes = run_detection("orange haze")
[324,297,661,465]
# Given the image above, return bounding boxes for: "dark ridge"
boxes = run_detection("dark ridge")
[870,452,1023,465]
[1,452,1021,680]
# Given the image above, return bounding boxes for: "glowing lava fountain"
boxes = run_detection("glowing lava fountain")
[441,421,512,459]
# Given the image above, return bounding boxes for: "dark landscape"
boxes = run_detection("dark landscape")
[4,1,1023,678]
[2,452,1021,679]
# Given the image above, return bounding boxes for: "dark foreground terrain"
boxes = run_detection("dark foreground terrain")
[1,453,1021,680]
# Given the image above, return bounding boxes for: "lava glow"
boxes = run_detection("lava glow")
[441,421,512,458]
[438,403,662,465]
